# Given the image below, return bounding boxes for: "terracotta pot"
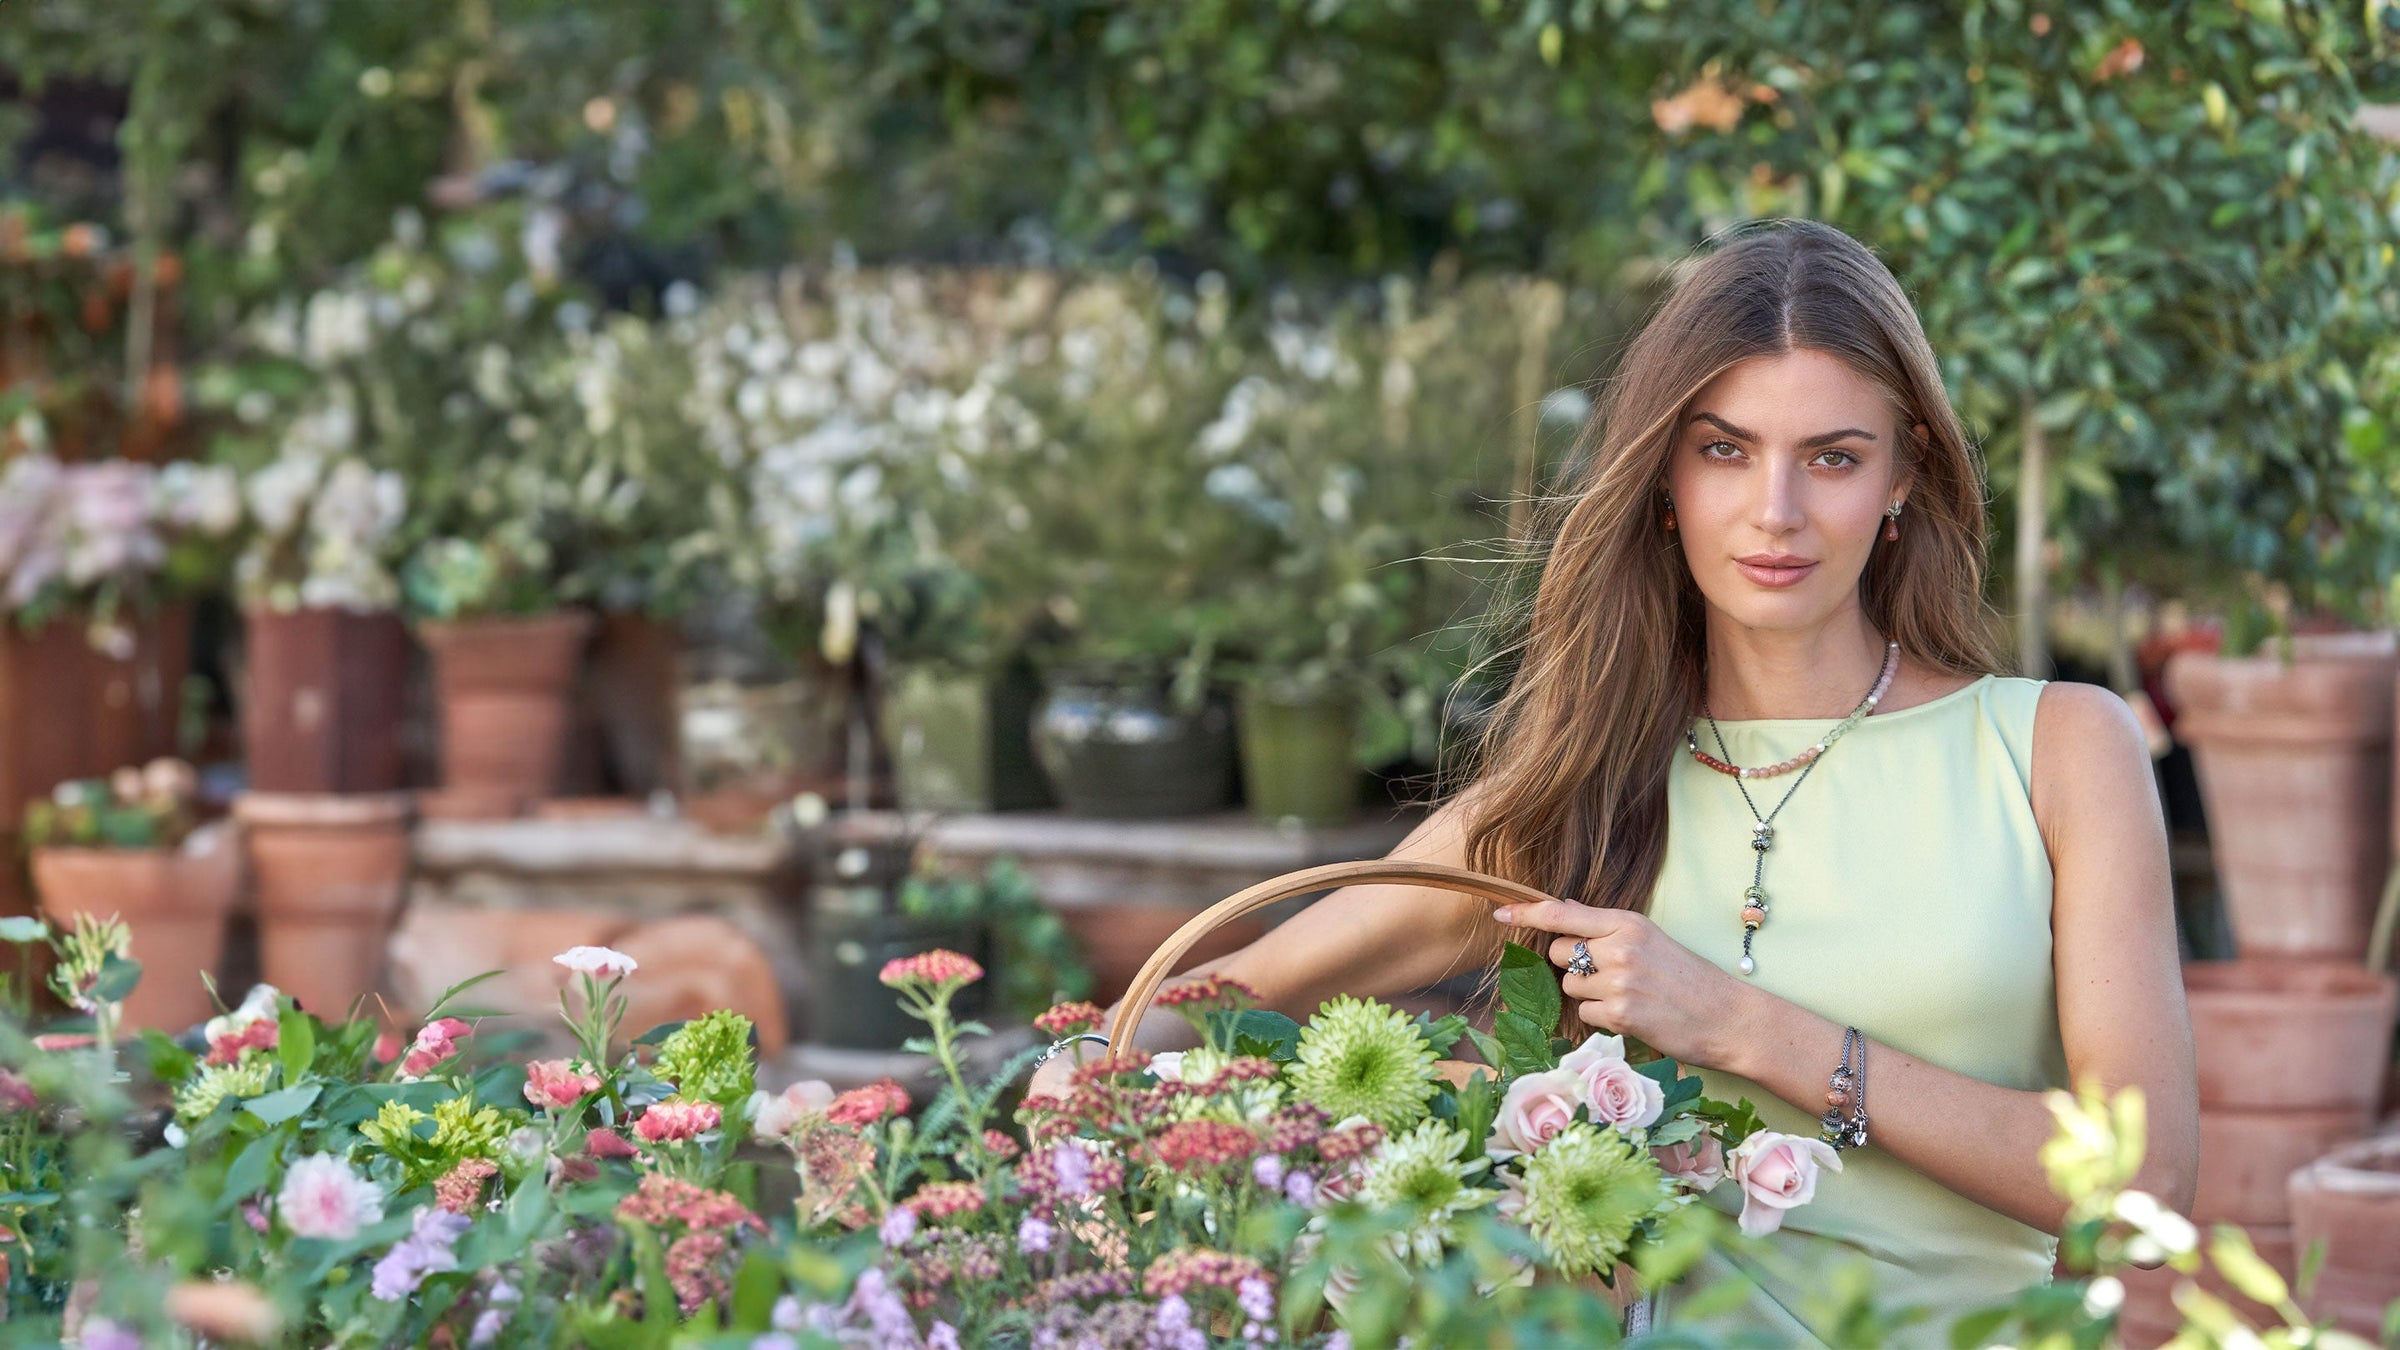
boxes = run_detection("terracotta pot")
[614,915,789,1059]
[563,612,683,798]
[2290,1133,2400,1336]
[233,792,414,1022]
[2166,635,2397,959]
[29,825,240,1031]
[2116,1224,2295,1346]
[2194,1104,2374,1226]
[240,606,411,794]
[419,611,594,812]
[2186,960,2398,1111]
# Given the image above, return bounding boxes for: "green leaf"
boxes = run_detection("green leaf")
[1494,1009,1556,1077]
[1415,1012,1469,1058]
[1496,940,1560,1037]
[279,1006,315,1086]
[1210,1009,1302,1060]
[632,1020,687,1047]
[242,1084,321,1127]
[218,1133,278,1209]
[0,917,49,944]
[1463,1027,1504,1074]
[1949,1304,2011,1349]
[422,970,506,1021]
[2208,1226,2290,1309]
[90,954,143,1005]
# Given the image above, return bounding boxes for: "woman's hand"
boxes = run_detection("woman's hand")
[1491,900,1753,1072]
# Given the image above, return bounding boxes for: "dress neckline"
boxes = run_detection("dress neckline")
[1699,672,1998,729]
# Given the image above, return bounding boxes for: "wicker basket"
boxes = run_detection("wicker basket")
[1099,858,1655,1329]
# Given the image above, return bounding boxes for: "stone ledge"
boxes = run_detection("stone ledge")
[414,814,804,878]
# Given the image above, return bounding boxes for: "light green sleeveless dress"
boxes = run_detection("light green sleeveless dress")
[1645,673,2068,1344]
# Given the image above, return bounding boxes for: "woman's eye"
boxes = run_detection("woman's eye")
[1814,449,1859,468]
[1700,440,1742,460]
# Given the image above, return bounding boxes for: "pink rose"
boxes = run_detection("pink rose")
[1728,1131,1842,1235]
[1488,1069,1585,1159]
[523,1059,604,1110]
[1653,1133,1726,1192]
[1558,1033,1664,1132]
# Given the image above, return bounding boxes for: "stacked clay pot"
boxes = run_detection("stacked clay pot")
[2289,1133,2400,1336]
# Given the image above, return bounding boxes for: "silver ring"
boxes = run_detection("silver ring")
[1566,941,1596,977]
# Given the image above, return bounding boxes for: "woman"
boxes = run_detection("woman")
[1034,219,2199,1341]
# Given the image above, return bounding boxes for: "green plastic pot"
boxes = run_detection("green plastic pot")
[1237,685,1358,827]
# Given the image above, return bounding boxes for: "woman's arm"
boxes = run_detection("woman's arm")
[1030,794,1506,1094]
[1494,682,2200,1235]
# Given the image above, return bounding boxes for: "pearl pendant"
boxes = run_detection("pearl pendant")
[1739,955,1755,976]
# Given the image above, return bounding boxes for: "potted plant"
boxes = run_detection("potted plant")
[231,411,414,794]
[25,758,238,1031]
[0,452,237,883]
[2164,613,2397,963]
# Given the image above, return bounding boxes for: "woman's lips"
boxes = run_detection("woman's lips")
[1734,559,1817,589]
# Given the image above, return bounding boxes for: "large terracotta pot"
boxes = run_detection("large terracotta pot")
[2193,1105,2374,1226]
[2166,634,2397,959]
[2289,1134,2400,1338]
[232,792,414,1022]
[2186,960,2398,1111]
[29,824,240,1031]
[419,611,594,816]
[241,605,412,794]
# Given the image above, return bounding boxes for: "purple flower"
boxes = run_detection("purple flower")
[79,1319,142,1350]
[370,1207,472,1301]
[879,1206,918,1247]
[468,1277,518,1346]
[1283,1169,1317,1208]
[1144,1294,1207,1350]
[1054,1139,1092,1199]
[1238,1275,1275,1323]
[928,1322,962,1350]
[1017,1215,1056,1255]
[1252,1153,1286,1190]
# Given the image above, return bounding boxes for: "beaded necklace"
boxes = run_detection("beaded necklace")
[1690,639,1899,976]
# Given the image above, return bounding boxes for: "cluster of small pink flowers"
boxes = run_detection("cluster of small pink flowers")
[205,1018,277,1067]
[903,1181,986,1222]
[616,1174,764,1232]
[586,1126,640,1160]
[1033,1001,1106,1037]
[1152,973,1263,1010]
[399,1018,471,1078]
[1317,1120,1386,1165]
[1014,1139,1125,1218]
[1140,1248,1270,1298]
[666,1230,731,1314]
[826,1079,911,1127]
[522,1059,603,1111]
[633,1100,722,1144]
[876,948,984,990]
[1147,1119,1259,1171]
[434,1158,499,1215]
[981,1129,1021,1161]
[1262,1103,1332,1154]
[1035,1269,1134,1304]
[898,1231,1004,1298]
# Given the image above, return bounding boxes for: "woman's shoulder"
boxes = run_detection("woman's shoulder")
[2026,681,2154,836]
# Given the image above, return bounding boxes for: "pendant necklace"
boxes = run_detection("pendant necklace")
[1686,639,1899,976]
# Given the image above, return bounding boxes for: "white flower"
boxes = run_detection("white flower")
[278,1154,385,1240]
[553,946,639,979]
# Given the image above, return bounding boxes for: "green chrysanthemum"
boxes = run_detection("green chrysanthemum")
[1515,1121,1670,1278]
[1356,1120,1497,1265]
[1290,995,1438,1131]
[653,1010,757,1110]
[172,1056,273,1122]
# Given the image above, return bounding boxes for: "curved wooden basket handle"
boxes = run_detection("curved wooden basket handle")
[1107,860,1564,1058]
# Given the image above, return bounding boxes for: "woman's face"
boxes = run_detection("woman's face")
[1662,348,1910,636]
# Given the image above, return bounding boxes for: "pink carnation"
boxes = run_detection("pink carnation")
[634,1100,723,1144]
[277,1153,384,1240]
[400,1017,471,1078]
[553,946,639,980]
[205,1017,279,1067]
[523,1059,604,1110]
[586,1127,640,1160]
[877,949,984,990]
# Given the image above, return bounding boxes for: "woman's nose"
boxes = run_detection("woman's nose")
[1754,459,1805,534]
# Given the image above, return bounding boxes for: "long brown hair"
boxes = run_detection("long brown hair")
[1459,219,2004,1030]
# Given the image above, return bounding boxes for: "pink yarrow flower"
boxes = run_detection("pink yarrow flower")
[400,1017,472,1078]
[634,1100,723,1144]
[553,946,639,979]
[523,1059,604,1110]
[1728,1130,1842,1236]
[278,1153,385,1240]
[877,948,984,991]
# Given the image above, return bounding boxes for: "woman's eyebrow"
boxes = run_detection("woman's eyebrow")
[1688,411,1878,449]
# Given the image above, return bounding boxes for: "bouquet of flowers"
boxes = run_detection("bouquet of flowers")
[233,397,408,613]
[0,451,239,651]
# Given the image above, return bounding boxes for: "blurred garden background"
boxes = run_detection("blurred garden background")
[3,1,2400,1338]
